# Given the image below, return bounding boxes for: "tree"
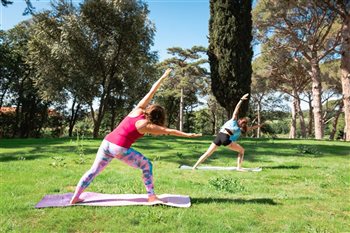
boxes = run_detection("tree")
[317,0,350,141]
[251,56,273,138]
[259,42,311,138]
[158,46,207,131]
[206,95,227,135]
[106,63,158,132]
[320,59,343,140]
[0,30,15,107]
[28,0,157,138]
[208,0,253,118]
[254,0,341,139]
[1,22,50,138]
[27,1,87,137]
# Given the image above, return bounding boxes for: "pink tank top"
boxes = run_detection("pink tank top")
[105,114,145,148]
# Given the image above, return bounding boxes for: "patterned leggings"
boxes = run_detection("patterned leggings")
[71,139,154,200]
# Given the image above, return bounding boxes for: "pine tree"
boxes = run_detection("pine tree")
[208,0,253,118]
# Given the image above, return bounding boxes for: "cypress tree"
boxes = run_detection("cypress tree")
[208,0,253,118]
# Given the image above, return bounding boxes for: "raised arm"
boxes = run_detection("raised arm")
[231,93,249,120]
[135,68,172,109]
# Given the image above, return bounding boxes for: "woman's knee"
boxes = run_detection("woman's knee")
[141,157,152,169]
[239,147,245,155]
[140,158,153,175]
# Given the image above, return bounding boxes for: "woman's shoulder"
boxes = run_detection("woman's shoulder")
[128,107,144,117]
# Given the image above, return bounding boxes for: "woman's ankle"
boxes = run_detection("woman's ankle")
[70,196,84,204]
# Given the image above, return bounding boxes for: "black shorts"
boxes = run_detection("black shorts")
[213,132,232,146]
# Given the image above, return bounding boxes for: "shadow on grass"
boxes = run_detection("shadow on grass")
[0,146,98,163]
[0,154,46,162]
[1,136,349,165]
[262,165,302,169]
[192,197,279,205]
[152,137,350,165]
[0,138,68,148]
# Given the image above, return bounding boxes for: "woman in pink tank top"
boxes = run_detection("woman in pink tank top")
[70,68,202,204]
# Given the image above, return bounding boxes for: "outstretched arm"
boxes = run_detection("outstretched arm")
[140,124,202,138]
[247,123,265,132]
[232,93,249,120]
[135,68,172,109]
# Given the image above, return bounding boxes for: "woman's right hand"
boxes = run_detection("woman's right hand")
[161,68,172,79]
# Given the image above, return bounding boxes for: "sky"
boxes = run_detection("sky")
[1,0,211,61]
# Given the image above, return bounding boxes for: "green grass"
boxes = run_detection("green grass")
[1,136,349,233]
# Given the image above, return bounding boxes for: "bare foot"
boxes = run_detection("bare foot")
[237,168,247,172]
[69,197,84,204]
[148,195,167,203]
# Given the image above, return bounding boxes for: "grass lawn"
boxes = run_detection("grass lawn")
[1,136,349,233]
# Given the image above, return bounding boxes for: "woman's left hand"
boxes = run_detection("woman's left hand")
[241,93,249,100]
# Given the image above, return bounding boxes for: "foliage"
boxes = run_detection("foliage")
[1,23,51,138]
[0,110,16,138]
[269,119,291,135]
[320,59,342,94]
[209,177,245,193]
[28,0,158,138]
[157,46,208,130]
[208,0,253,118]
[74,133,86,164]
[296,145,322,156]
[253,0,342,139]
[192,108,213,135]
[49,156,66,167]
[74,116,94,137]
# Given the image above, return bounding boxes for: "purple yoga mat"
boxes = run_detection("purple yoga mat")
[35,192,191,208]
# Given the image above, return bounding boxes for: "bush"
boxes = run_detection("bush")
[0,111,16,138]
[269,119,290,134]
[209,177,245,193]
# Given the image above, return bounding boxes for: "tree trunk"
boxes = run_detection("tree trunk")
[93,102,106,138]
[296,95,307,138]
[307,94,313,137]
[91,105,99,138]
[92,76,112,138]
[257,100,261,138]
[310,58,324,139]
[110,107,116,132]
[68,98,81,137]
[213,113,216,135]
[179,87,184,132]
[329,102,343,140]
[340,16,350,141]
[289,95,297,139]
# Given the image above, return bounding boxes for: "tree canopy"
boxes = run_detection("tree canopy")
[208,0,253,118]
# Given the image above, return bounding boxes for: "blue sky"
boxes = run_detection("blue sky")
[1,0,211,60]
